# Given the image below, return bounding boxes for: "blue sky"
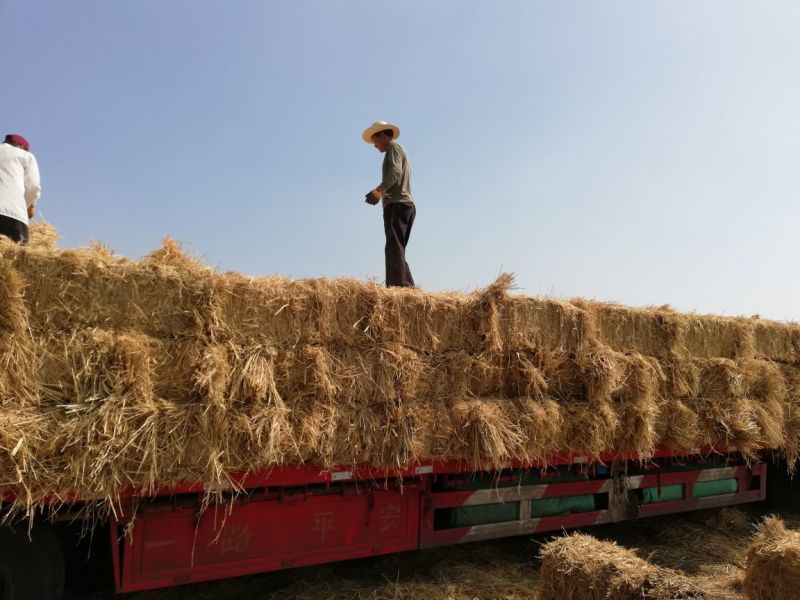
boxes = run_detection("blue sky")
[4,1,799,320]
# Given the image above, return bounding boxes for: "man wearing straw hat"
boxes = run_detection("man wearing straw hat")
[0,134,41,245]
[363,120,416,288]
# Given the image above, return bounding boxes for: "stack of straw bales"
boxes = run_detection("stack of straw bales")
[538,533,704,599]
[743,517,800,599]
[1,224,800,516]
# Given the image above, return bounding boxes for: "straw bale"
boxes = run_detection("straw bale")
[219,273,572,354]
[752,319,800,364]
[504,297,587,353]
[27,222,58,251]
[656,399,701,451]
[278,345,342,403]
[462,352,507,397]
[438,349,553,400]
[215,275,379,347]
[4,229,800,517]
[222,402,293,468]
[559,400,619,458]
[7,245,217,337]
[681,316,754,360]
[538,532,706,599]
[0,258,27,336]
[503,349,549,399]
[781,366,800,465]
[738,360,788,449]
[529,348,584,402]
[576,345,628,401]
[0,258,36,406]
[36,329,158,406]
[517,396,563,458]
[271,345,534,409]
[447,397,526,466]
[333,400,433,467]
[749,397,786,450]
[194,342,233,408]
[422,351,472,400]
[783,400,800,466]
[697,358,746,399]
[475,272,586,356]
[690,396,780,455]
[54,398,204,498]
[216,274,485,351]
[227,344,280,405]
[0,406,54,514]
[531,346,627,404]
[589,302,680,358]
[611,353,665,456]
[266,345,430,465]
[372,343,426,402]
[478,272,514,354]
[743,516,800,600]
[675,358,789,454]
[665,354,702,398]
[742,359,788,403]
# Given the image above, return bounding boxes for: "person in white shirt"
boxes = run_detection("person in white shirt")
[0,134,41,245]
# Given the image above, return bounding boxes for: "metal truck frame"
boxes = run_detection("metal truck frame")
[0,445,768,599]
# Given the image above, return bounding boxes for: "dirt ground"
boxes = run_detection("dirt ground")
[64,502,800,600]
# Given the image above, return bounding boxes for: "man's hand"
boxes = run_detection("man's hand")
[365,189,382,205]
[27,206,35,219]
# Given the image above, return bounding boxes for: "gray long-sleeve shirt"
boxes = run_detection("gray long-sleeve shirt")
[377,141,414,207]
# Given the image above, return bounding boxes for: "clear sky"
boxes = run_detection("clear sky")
[3,1,799,320]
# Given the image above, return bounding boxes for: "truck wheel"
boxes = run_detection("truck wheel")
[0,522,64,600]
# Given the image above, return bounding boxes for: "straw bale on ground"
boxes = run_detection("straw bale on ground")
[742,516,800,600]
[538,532,706,599]
[1,225,800,517]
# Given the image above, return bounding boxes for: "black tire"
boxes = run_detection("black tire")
[766,457,800,509]
[0,522,65,600]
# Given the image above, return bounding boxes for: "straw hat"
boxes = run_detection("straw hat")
[362,121,400,144]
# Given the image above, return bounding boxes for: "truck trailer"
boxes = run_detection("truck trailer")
[0,445,770,598]
[2,229,797,599]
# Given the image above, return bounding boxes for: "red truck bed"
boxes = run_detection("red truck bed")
[102,446,766,593]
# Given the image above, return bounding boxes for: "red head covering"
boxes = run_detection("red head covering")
[5,134,30,151]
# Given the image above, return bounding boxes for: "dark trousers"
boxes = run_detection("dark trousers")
[0,215,28,245]
[383,202,415,287]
